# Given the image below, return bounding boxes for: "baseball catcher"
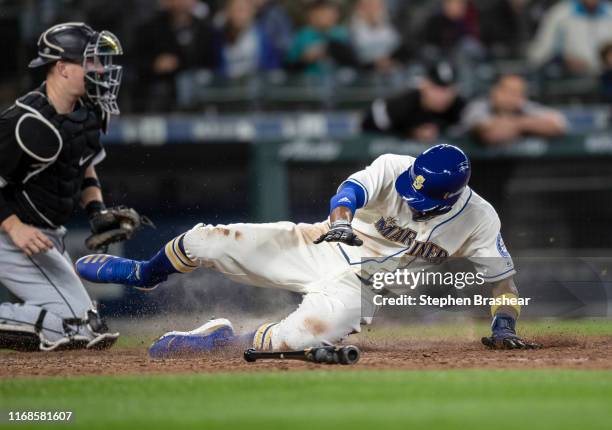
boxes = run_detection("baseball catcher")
[76,144,540,356]
[0,23,148,352]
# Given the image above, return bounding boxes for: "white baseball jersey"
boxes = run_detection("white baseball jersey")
[339,154,515,283]
[181,153,515,350]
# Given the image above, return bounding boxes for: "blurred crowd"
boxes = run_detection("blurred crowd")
[361,61,568,144]
[2,0,612,111]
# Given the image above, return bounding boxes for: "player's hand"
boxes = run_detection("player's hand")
[481,313,541,349]
[2,216,54,256]
[314,220,363,246]
[481,332,541,350]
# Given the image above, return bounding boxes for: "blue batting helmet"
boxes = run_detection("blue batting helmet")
[395,144,471,214]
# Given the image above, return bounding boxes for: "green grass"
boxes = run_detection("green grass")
[2,320,611,428]
[358,318,612,340]
[1,370,612,430]
[99,319,612,351]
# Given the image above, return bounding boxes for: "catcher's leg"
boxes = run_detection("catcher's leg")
[0,229,118,350]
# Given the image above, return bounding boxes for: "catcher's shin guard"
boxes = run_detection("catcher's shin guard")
[0,309,52,351]
[0,310,88,352]
[0,324,41,351]
[82,309,120,350]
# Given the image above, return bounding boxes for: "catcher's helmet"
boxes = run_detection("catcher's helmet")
[395,144,471,220]
[29,22,123,115]
[29,22,97,68]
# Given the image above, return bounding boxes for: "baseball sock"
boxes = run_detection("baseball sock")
[251,322,279,350]
[140,233,198,281]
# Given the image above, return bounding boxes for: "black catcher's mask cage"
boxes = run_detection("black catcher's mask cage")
[83,31,123,115]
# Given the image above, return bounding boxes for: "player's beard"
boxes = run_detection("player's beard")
[409,205,452,222]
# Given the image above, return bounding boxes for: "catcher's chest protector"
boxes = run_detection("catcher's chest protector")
[8,87,104,228]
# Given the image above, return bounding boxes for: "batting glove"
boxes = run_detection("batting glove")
[314,220,363,247]
[481,313,541,349]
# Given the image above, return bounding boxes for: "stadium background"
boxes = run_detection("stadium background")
[0,0,611,323]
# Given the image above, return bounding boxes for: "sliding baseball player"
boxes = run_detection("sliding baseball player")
[76,144,539,356]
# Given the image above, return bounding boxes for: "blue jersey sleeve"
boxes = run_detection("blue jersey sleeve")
[329,181,366,215]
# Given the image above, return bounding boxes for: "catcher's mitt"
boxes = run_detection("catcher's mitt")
[86,206,154,252]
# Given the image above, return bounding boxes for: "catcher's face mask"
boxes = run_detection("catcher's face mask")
[83,31,123,115]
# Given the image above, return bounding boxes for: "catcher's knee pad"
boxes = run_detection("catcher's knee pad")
[0,324,41,351]
[0,309,88,352]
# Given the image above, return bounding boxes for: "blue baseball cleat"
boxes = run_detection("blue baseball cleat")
[149,318,235,358]
[75,254,166,289]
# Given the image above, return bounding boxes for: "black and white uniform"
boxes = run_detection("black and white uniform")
[0,84,108,350]
[361,88,466,137]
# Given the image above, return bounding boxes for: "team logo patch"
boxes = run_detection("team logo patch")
[496,233,510,257]
[413,175,426,190]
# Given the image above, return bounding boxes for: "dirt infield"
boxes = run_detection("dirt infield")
[2,335,611,378]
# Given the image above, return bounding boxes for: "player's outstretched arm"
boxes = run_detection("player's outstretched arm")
[314,183,363,247]
[481,277,541,349]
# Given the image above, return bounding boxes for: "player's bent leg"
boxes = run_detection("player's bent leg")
[147,273,367,357]
[253,280,365,351]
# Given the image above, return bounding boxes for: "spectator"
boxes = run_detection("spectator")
[462,74,567,145]
[286,0,358,76]
[133,0,217,111]
[600,42,612,102]
[528,0,612,74]
[254,0,294,59]
[350,0,402,72]
[479,0,531,59]
[420,0,483,61]
[361,62,466,142]
[213,0,281,79]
